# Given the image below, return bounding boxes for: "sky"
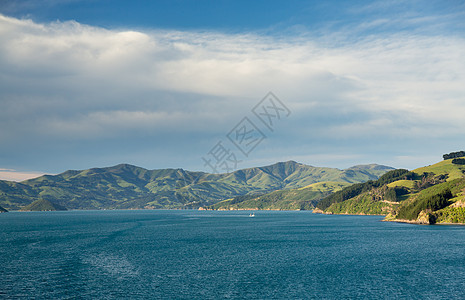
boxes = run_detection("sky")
[0,0,464,181]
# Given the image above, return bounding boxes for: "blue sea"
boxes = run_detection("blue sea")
[2,210,465,299]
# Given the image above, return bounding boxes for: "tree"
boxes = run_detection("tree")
[452,158,465,165]
[443,151,465,160]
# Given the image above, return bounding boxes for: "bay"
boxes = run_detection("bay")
[1,210,465,299]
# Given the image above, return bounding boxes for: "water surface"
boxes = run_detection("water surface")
[2,210,465,299]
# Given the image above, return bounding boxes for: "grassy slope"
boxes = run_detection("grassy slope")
[392,178,465,220]
[387,180,415,189]
[210,181,350,210]
[346,164,395,178]
[414,159,465,181]
[396,159,465,223]
[413,160,465,224]
[0,180,38,209]
[21,199,67,211]
[0,162,393,210]
[323,193,396,215]
[319,159,465,223]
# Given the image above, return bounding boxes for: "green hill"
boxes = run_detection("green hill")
[0,161,393,211]
[315,155,465,224]
[20,199,67,211]
[209,181,350,210]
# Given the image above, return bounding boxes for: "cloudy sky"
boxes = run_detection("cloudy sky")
[0,0,464,181]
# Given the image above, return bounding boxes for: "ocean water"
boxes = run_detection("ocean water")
[2,210,465,299]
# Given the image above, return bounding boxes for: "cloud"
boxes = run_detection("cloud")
[0,169,46,182]
[0,13,464,172]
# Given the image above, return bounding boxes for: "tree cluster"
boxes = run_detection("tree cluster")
[317,169,413,210]
[396,189,452,220]
[384,186,409,202]
[414,172,447,190]
[443,151,465,160]
[452,158,465,165]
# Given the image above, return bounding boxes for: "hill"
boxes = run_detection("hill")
[0,161,393,211]
[315,156,465,224]
[21,199,67,211]
[0,205,7,213]
[209,181,350,210]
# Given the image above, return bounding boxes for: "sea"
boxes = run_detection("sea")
[2,210,465,299]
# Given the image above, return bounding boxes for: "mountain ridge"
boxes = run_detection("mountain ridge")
[0,161,393,211]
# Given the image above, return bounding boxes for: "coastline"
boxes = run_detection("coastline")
[384,218,465,226]
[201,207,308,211]
[312,207,384,216]
[314,209,465,226]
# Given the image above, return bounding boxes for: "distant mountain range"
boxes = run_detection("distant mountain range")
[0,161,393,211]
[6,154,464,225]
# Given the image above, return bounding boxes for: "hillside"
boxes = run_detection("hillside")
[21,199,67,211]
[0,205,7,213]
[315,154,465,224]
[209,181,350,210]
[0,161,393,211]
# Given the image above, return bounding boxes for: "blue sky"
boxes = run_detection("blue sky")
[0,0,464,180]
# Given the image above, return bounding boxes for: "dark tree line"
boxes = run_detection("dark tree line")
[317,169,413,210]
[414,172,447,190]
[384,186,409,202]
[396,189,453,220]
[452,158,465,165]
[443,151,465,160]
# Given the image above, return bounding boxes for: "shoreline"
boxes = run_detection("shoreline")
[5,208,465,225]
[202,208,308,211]
[312,208,384,216]
[384,218,465,226]
[314,209,465,226]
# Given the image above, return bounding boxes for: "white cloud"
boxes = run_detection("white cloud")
[0,13,464,171]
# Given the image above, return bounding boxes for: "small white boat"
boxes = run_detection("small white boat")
[249,213,255,217]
